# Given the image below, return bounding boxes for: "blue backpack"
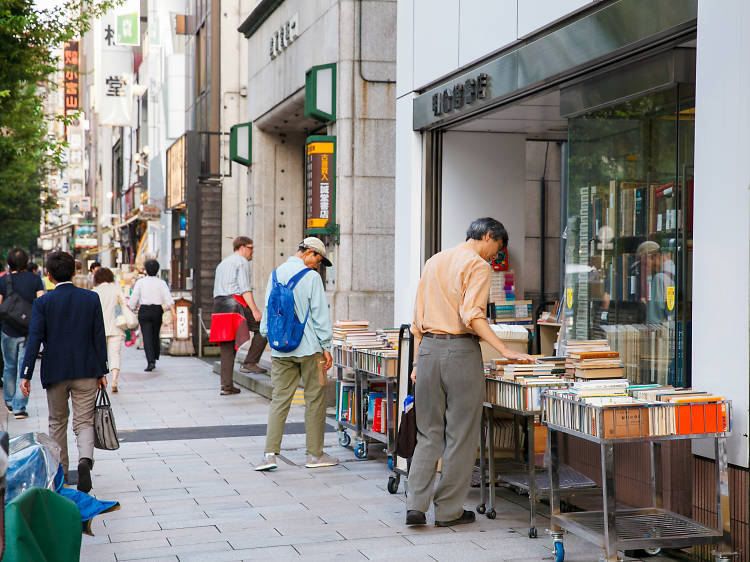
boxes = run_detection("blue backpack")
[266,267,312,352]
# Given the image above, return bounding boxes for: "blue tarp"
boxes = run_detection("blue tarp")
[7,433,119,533]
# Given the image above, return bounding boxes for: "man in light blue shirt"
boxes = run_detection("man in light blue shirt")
[256,237,336,470]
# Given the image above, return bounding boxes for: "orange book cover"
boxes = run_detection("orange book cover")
[671,396,727,434]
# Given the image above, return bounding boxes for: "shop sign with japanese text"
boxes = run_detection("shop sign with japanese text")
[96,12,134,126]
[305,136,336,234]
[63,41,79,114]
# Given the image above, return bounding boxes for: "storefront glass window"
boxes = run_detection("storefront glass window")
[565,86,695,386]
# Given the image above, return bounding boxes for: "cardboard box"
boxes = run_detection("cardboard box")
[480,339,528,361]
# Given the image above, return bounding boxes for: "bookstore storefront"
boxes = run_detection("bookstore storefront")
[397,0,749,556]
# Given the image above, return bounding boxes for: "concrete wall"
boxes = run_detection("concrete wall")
[219,0,253,257]
[692,0,749,468]
[399,0,596,95]
[441,132,526,296]
[244,0,396,329]
[245,0,340,121]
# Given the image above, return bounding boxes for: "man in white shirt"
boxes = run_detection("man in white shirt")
[129,260,176,371]
[209,237,267,395]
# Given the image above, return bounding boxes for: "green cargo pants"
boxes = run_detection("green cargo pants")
[264,353,326,457]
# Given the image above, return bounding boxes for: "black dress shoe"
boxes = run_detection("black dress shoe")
[406,510,426,525]
[435,509,476,527]
[77,458,93,493]
[145,363,155,372]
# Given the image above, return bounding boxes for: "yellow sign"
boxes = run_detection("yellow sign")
[566,288,573,309]
[307,142,334,155]
[666,286,675,311]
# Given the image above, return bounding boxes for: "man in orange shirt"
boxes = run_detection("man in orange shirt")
[406,217,533,527]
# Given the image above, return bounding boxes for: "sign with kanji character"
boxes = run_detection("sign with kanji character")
[96,11,134,126]
[305,136,336,235]
[63,41,79,114]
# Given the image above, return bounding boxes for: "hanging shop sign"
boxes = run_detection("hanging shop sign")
[166,135,186,208]
[305,63,336,122]
[305,135,337,236]
[97,11,134,126]
[140,204,162,221]
[116,0,140,46]
[230,122,252,166]
[269,12,299,59]
[63,41,80,114]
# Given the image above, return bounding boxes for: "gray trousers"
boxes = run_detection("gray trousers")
[406,335,484,521]
[46,377,99,475]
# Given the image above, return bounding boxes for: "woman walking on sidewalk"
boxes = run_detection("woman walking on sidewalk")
[129,260,176,372]
[93,267,126,392]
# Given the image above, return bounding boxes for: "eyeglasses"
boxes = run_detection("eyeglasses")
[245,245,254,250]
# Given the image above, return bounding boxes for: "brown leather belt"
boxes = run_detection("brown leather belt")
[423,332,476,340]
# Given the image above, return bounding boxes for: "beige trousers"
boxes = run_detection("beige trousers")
[106,335,124,371]
[46,377,99,475]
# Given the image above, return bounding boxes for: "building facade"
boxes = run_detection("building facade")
[395,0,748,556]
[236,0,397,329]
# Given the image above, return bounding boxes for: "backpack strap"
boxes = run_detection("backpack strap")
[272,269,280,286]
[286,267,312,290]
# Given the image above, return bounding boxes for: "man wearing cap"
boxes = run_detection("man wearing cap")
[255,237,337,470]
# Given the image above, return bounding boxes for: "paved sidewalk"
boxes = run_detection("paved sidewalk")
[7,345,661,561]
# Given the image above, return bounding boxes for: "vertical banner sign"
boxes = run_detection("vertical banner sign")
[97,12,134,126]
[305,136,336,235]
[63,41,79,115]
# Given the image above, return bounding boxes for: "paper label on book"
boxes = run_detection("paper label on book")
[666,286,675,311]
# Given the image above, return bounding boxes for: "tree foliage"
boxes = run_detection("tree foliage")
[0,0,121,256]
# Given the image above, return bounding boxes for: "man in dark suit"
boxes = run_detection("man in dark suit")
[20,251,108,493]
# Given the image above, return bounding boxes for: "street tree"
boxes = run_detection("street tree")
[0,0,122,255]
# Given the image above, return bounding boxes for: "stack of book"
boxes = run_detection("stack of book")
[566,349,624,380]
[493,300,533,324]
[376,328,400,349]
[332,320,371,346]
[489,270,515,302]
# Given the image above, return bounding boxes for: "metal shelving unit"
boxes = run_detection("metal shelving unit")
[478,378,595,538]
[542,393,732,562]
[333,344,401,493]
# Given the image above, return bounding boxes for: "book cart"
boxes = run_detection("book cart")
[478,377,595,538]
[542,393,732,562]
[332,341,402,494]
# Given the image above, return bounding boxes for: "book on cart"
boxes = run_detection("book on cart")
[543,383,730,438]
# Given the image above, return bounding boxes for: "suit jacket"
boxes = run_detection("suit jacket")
[21,282,109,389]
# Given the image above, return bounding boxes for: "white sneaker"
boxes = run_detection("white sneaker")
[254,453,278,471]
[305,453,339,468]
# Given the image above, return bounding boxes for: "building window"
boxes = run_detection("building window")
[565,85,695,387]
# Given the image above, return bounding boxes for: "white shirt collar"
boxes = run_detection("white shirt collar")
[55,281,73,286]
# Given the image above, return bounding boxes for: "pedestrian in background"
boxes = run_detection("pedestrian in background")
[93,267,126,392]
[406,217,532,527]
[129,259,175,372]
[20,250,109,492]
[0,248,44,419]
[255,237,337,471]
[210,236,267,396]
[72,260,92,289]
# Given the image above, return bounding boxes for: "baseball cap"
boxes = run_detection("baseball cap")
[301,237,332,267]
